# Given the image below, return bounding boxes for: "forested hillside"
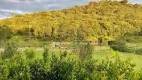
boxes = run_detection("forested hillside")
[0,1,142,41]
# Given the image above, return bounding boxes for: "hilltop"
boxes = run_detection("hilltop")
[0,1,142,41]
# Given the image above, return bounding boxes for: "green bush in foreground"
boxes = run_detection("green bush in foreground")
[0,42,142,80]
[1,42,18,60]
[0,47,142,80]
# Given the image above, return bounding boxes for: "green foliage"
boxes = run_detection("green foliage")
[135,48,142,55]
[73,59,98,80]
[1,42,18,60]
[29,59,47,80]
[48,55,75,80]
[9,59,31,80]
[0,25,13,41]
[76,27,85,41]
[108,40,126,52]
[108,40,131,52]
[24,48,36,59]
[7,36,50,47]
[0,1,142,79]
[109,36,142,54]
[43,46,49,63]
[0,48,142,80]
[74,42,94,61]
[122,36,142,43]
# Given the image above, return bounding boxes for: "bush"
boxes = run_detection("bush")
[108,40,129,52]
[135,48,142,55]
[108,39,142,54]
[110,45,127,52]
[0,25,13,41]
[48,55,75,80]
[8,59,31,80]
[108,40,136,53]
[0,47,142,80]
[24,48,36,59]
[122,36,142,43]
[74,42,94,62]
[108,40,126,46]
[30,59,47,80]
[43,46,49,63]
[1,42,18,60]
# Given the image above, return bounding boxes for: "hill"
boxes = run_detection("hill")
[0,1,142,41]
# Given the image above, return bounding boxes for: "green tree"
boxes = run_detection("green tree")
[0,25,13,41]
[1,42,18,60]
[43,46,49,63]
[76,27,85,41]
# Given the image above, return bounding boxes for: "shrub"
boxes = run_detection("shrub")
[24,48,36,59]
[76,42,94,62]
[1,42,18,60]
[108,40,135,53]
[30,59,47,80]
[108,40,126,46]
[0,47,142,80]
[108,39,142,54]
[0,25,13,41]
[0,62,9,80]
[74,59,98,80]
[48,55,75,80]
[8,59,31,80]
[110,45,128,52]
[122,36,142,43]
[109,41,128,52]
[135,48,142,55]
[43,46,49,63]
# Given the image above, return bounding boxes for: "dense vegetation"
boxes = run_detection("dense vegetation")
[0,0,142,79]
[0,42,142,80]
[108,36,142,55]
[0,0,142,41]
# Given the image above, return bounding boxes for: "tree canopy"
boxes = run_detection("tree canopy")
[0,1,142,41]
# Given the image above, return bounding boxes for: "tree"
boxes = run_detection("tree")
[0,0,142,41]
[1,42,18,60]
[43,46,49,63]
[76,27,85,41]
[121,0,128,4]
[0,25,13,41]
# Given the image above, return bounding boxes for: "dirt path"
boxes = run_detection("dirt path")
[0,46,111,53]
[0,47,44,52]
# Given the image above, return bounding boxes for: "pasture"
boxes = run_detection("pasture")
[31,47,142,70]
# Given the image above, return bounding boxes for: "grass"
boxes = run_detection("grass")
[31,47,142,70]
[93,50,142,70]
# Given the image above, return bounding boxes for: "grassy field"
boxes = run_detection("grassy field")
[93,50,142,70]
[33,47,142,70]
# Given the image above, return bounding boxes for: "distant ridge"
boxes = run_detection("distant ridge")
[0,1,142,41]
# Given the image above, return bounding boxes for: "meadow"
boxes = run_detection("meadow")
[31,47,142,70]
[0,40,142,79]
